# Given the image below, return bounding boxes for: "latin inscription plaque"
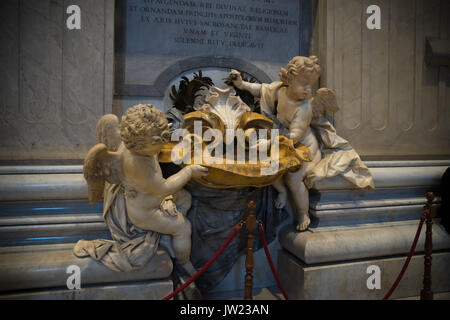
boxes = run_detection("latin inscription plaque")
[118,0,307,96]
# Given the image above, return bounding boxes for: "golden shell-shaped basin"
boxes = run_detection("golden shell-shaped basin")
[159,110,311,189]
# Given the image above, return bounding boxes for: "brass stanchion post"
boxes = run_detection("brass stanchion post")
[421,192,434,300]
[244,201,257,300]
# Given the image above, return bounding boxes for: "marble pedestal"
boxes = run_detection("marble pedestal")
[278,221,450,300]
[1,280,172,300]
[0,166,174,300]
[278,249,450,300]
[0,244,173,300]
[277,161,450,300]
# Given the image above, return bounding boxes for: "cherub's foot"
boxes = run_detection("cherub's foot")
[180,262,197,278]
[177,262,203,300]
[275,192,287,209]
[295,214,311,231]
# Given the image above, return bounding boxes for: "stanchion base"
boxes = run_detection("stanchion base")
[420,290,434,300]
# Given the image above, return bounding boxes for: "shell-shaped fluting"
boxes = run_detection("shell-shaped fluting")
[157,85,312,188]
[200,87,250,131]
[184,111,225,135]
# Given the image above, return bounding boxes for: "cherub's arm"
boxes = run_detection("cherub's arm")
[289,101,313,144]
[229,70,262,98]
[159,166,197,196]
[133,162,207,198]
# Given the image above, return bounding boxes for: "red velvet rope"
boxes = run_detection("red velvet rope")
[162,215,424,301]
[162,224,241,300]
[258,223,290,300]
[382,215,426,300]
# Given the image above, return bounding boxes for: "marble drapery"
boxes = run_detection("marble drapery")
[185,181,287,293]
[73,183,160,272]
[73,179,285,294]
[260,82,374,191]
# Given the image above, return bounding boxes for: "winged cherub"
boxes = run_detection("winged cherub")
[230,56,374,231]
[81,104,208,277]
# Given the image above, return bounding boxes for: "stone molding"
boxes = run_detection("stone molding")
[279,221,450,265]
[0,244,173,292]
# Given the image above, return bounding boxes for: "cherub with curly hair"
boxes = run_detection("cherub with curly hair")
[78,104,207,281]
[230,56,374,231]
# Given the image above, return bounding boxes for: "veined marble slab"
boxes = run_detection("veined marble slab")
[308,163,447,227]
[0,280,173,300]
[1,161,447,202]
[0,166,83,175]
[278,249,450,300]
[279,221,450,265]
[0,243,173,292]
[313,165,448,190]
[0,0,114,161]
[0,173,87,201]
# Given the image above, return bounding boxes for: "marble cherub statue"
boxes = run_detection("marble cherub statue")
[74,104,207,279]
[229,56,374,231]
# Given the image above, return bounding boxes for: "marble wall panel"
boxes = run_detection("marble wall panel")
[316,0,450,158]
[0,0,114,161]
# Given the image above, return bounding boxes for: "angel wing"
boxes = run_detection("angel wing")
[95,114,122,151]
[83,143,123,204]
[311,88,339,118]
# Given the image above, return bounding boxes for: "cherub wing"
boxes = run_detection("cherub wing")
[95,114,122,151]
[311,88,339,118]
[83,143,123,204]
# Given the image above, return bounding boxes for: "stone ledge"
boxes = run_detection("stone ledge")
[278,250,450,300]
[278,221,450,265]
[308,163,447,227]
[0,280,173,300]
[312,196,440,210]
[310,202,439,227]
[0,174,87,201]
[278,249,450,300]
[0,243,173,292]
[0,161,447,201]
[314,165,448,191]
[0,166,83,175]
[0,200,105,246]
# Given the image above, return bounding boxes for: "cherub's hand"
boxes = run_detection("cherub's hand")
[229,70,243,89]
[189,165,209,178]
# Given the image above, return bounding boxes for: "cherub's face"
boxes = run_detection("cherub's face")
[287,75,312,101]
[134,139,165,157]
